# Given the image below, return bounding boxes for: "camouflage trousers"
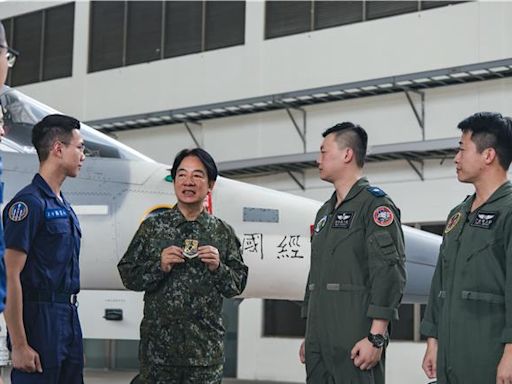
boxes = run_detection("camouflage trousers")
[139,364,223,384]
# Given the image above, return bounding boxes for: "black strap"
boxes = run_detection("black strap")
[23,291,77,304]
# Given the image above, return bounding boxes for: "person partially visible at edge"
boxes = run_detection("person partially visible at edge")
[299,122,406,384]
[421,112,512,384]
[0,20,19,314]
[3,114,86,383]
[118,148,248,384]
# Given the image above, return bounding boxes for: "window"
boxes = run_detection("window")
[88,1,125,72]
[314,1,363,30]
[2,3,75,86]
[265,1,311,39]
[89,1,246,73]
[265,0,466,40]
[126,1,163,65]
[164,1,202,58]
[205,1,245,51]
[366,1,418,20]
[43,4,75,80]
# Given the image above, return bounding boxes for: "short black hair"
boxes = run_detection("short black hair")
[458,112,512,170]
[171,148,218,184]
[322,122,368,168]
[32,114,81,162]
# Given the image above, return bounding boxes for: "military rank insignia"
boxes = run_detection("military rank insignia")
[183,239,199,259]
[445,212,461,234]
[470,211,497,229]
[8,201,29,222]
[332,212,354,229]
[373,206,394,227]
[315,215,328,233]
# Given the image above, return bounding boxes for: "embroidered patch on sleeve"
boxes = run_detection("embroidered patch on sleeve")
[8,201,29,222]
[444,212,462,234]
[373,206,394,227]
[315,215,328,233]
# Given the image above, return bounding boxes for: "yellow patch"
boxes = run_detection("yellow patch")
[445,212,462,234]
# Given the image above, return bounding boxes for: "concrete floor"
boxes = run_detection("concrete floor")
[0,368,300,384]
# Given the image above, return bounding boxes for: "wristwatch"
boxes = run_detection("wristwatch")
[367,332,388,348]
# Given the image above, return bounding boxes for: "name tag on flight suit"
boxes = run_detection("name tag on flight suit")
[332,211,354,229]
[470,211,497,229]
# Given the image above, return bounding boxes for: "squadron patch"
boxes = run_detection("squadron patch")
[315,215,328,233]
[8,201,29,222]
[183,239,199,259]
[373,206,394,227]
[445,212,461,234]
[470,211,497,229]
[332,211,354,229]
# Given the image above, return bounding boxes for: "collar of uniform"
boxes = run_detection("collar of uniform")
[479,180,512,206]
[327,177,369,211]
[172,205,210,228]
[462,181,512,214]
[32,173,69,204]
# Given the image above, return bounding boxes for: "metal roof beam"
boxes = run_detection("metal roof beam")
[217,137,459,178]
[87,58,512,132]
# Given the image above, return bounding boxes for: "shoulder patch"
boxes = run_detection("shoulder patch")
[373,206,394,227]
[315,215,328,233]
[445,212,461,234]
[8,201,29,222]
[367,186,386,197]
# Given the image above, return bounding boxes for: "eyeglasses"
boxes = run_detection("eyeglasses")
[0,44,19,68]
[60,141,87,153]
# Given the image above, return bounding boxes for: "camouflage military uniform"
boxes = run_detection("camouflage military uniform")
[117,207,248,384]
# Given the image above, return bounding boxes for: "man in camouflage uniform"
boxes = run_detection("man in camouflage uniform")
[299,122,406,384]
[118,148,248,384]
[421,112,512,384]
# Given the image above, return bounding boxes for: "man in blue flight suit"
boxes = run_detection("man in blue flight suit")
[3,114,86,383]
[0,20,18,316]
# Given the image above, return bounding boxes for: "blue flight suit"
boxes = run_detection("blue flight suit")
[0,156,6,313]
[3,174,83,384]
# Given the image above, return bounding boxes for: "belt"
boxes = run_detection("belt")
[23,291,78,305]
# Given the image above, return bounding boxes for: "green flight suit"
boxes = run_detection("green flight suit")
[421,181,512,384]
[302,178,406,384]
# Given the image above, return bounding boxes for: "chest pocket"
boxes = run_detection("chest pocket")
[45,220,71,236]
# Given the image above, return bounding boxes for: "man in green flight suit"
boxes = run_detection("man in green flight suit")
[421,112,512,384]
[118,148,248,384]
[299,122,406,384]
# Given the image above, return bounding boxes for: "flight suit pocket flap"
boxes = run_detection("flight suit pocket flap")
[46,221,69,234]
[461,290,504,304]
[374,232,397,256]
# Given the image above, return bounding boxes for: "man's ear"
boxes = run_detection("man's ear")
[208,181,216,192]
[484,147,496,165]
[344,147,354,164]
[52,140,65,158]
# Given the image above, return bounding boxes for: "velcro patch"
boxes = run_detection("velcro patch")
[8,201,29,222]
[332,211,354,229]
[45,208,68,220]
[470,211,497,229]
[315,215,328,233]
[367,186,386,197]
[373,206,394,227]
